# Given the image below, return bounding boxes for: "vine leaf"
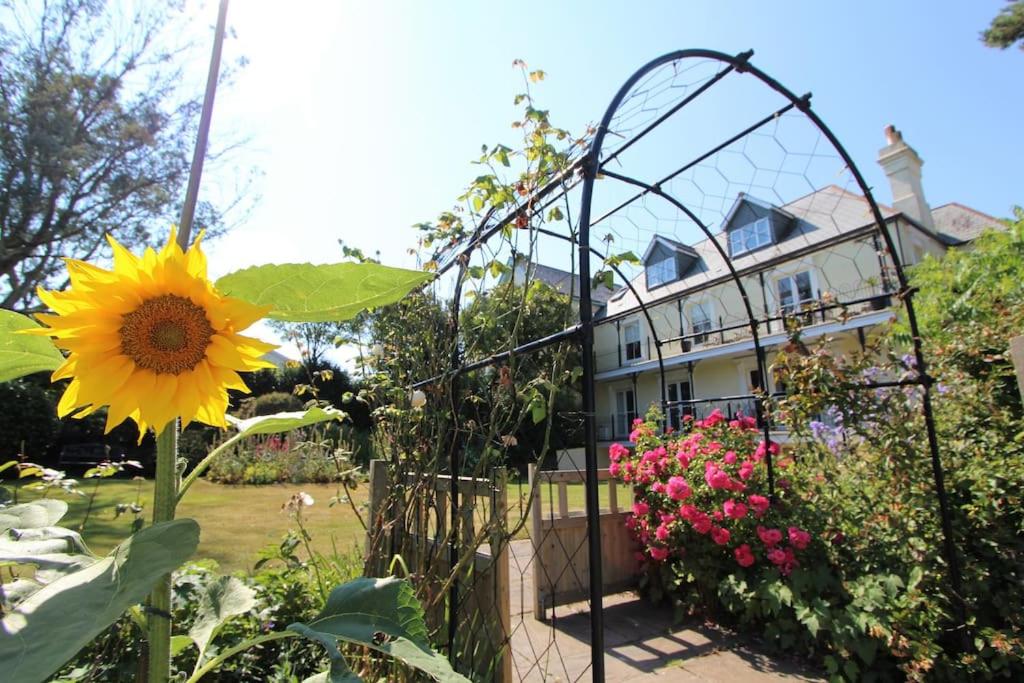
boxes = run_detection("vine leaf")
[289,577,470,682]
[0,519,200,683]
[215,262,433,323]
[0,310,64,383]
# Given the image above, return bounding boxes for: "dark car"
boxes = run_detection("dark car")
[57,443,121,469]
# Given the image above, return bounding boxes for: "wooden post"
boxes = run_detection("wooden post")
[528,464,545,620]
[490,468,512,683]
[1010,335,1024,402]
[366,460,387,561]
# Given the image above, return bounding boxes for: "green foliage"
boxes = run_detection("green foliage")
[0,0,246,309]
[983,1,1024,50]
[0,310,65,382]
[0,517,200,683]
[215,262,433,323]
[236,391,305,419]
[0,375,61,461]
[290,577,470,682]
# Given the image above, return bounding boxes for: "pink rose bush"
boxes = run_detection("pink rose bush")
[611,409,814,578]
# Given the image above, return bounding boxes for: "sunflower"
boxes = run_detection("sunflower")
[30,230,275,436]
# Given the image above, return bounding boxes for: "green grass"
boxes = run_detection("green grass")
[12,477,627,570]
[13,478,369,573]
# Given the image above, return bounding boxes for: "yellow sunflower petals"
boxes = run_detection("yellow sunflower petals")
[57,379,84,418]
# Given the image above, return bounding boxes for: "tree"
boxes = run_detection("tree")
[0,0,246,310]
[982,0,1024,50]
[266,319,344,370]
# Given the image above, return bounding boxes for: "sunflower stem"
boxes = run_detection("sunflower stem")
[147,420,179,683]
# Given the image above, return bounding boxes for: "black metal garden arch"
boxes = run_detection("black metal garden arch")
[405,48,963,682]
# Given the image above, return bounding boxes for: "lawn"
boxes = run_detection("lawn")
[12,476,627,571]
[13,478,369,572]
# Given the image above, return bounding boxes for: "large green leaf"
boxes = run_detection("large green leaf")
[0,310,64,383]
[226,406,346,438]
[0,499,68,533]
[188,575,257,664]
[289,577,470,683]
[215,262,433,323]
[0,518,200,683]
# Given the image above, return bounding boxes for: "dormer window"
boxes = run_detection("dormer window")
[642,235,700,290]
[729,217,772,256]
[647,253,677,288]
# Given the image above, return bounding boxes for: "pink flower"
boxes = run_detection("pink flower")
[711,526,731,546]
[678,504,698,521]
[641,449,659,464]
[629,429,641,443]
[666,476,691,501]
[753,440,780,461]
[734,544,755,567]
[691,512,712,535]
[649,546,669,562]
[767,548,787,566]
[632,501,649,516]
[757,525,783,547]
[712,510,724,521]
[748,494,770,517]
[723,450,737,465]
[701,409,726,427]
[632,417,645,427]
[609,443,629,462]
[608,462,621,477]
[723,499,748,520]
[655,524,670,542]
[738,460,755,481]
[788,526,811,550]
[781,547,799,576]
[704,462,732,490]
[651,481,666,494]
[659,512,676,524]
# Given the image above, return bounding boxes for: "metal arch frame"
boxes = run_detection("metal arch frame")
[577,50,965,679]
[402,47,963,682]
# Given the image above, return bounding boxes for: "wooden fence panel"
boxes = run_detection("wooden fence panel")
[529,465,637,620]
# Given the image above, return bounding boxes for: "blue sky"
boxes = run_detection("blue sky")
[192,1,1022,354]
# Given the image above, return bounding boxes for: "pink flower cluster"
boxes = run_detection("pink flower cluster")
[611,409,813,576]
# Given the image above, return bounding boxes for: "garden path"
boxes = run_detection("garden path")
[505,540,824,682]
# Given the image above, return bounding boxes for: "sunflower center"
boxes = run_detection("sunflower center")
[120,295,213,374]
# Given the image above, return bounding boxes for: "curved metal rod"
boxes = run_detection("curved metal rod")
[533,226,668,410]
[721,49,966,625]
[599,168,776,496]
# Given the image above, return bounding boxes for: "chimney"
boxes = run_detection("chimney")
[877,125,935,230]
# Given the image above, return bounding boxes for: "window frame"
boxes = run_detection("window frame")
[775,269,817,315]
[729,216,773,257]
[688,301,714,346]
[622,320,643,361]
[646,251,678,289]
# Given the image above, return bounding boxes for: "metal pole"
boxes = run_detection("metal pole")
[177,0,230,249]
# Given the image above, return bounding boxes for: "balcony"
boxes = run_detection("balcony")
[595,283,894,374]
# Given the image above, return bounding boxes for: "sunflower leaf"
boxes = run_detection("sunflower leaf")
[0,310,64,383]
[226,406,347,437]
[0,518,200,683]
[215,263,433,323]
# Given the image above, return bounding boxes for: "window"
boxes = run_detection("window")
[615,390,636,438]
[729,217,772,256]
[777,271,815,315]
[667,381,693,431]
[689,303,713,345]
[647,253,677,288]
[623,321,642,361]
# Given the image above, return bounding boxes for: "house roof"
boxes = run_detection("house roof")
[930,203,1004,245]
[641,234,699,263]
[512,258,621,306]
[604,185,896,317]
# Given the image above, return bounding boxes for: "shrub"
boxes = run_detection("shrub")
[235,391,304,419]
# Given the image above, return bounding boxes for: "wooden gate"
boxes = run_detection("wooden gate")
[366,460,512,682]
[527,465,637,620]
